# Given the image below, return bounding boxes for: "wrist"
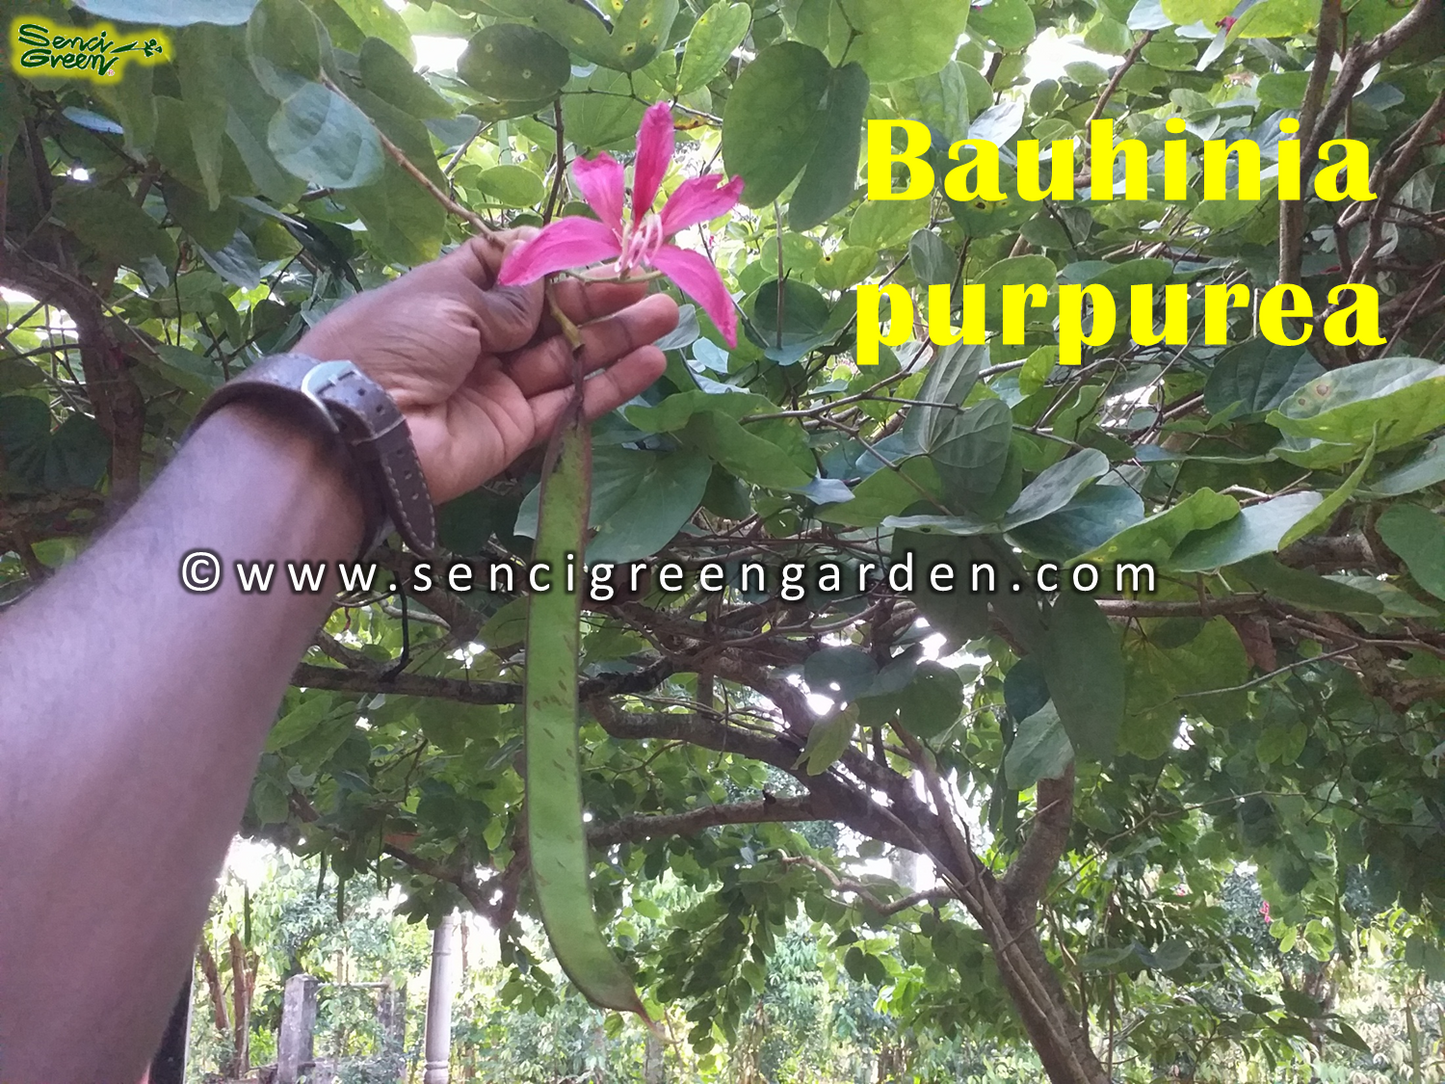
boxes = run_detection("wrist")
[187,355,438,558]
[192,402,367,562]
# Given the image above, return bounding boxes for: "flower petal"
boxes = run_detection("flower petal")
[570,153,625,235]
[497,217,622,286]
[631,102,674,222]
[650,243,737,348]
[658,174,745,238]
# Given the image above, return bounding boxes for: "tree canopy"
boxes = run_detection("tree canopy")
[2,0,1445,1079]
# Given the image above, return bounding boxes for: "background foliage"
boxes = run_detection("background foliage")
[2,0,1445,1079]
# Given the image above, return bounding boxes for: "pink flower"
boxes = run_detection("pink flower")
[497,102,744,347]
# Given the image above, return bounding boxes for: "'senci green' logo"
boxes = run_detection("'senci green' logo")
[9,18,172,81]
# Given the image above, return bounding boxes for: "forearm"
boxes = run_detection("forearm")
[0,405,363,1081]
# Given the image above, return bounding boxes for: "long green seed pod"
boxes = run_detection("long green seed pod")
[524,308,648,1019]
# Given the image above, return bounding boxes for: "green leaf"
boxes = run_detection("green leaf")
[486,0,679,73]
[830,0,971,82]
[684,412,813,490]
[164,183,240,251]
[1367,436,1445,497]
[562,68,646,150]
[1268,358,1445,464]
[897,662,964,739]
[1170,491,1323,572]
[1005,702,1074,788]
[458,24,571,102]
[847,198,930,249]
[1229,0,1316,38]
[796,704,859,774]
[266,692,337,751]
[1203,340,1321,417]
[329,0,414,61]
[1082,488,1240,566]
[247,0,325,98]
[967,0,1034,50]
[1010,484,1146,559]
[268,82,383,189]
[52,183,178,271]
[175,25,231,209]
[586,447,711,564]
[814,246,877,291]
[1040,591,1124,761]
[931,399,1013,512]
[898,530,992,642]
[1001,450,1110,531]
[1376,504,1445,601]
[805,646,878,703]
[1233,556,1383,615]
[74,0,260,23]
[904,341,988,450]
[789,63,870,231]
[1279,438,1375,550]
[360,38,453,119]
[677,2,751,94]
[979,256,1057,331]
[340,159,445,264]
[475,165,547,207]
[1326,575,1438,618]
[722,42,832,207]
[1123,617,1248,758]
[908,229,956,287]
[818,458,942,527]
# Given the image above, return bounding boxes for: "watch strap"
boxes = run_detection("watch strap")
[190,353,438,557]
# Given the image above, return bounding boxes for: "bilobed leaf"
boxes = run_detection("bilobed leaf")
[897,661,965,739]
[1277,436,1375,549]
[1367,436,1445,497]
[898,530,992,642]
[1268,358,1445,463]
[1005,702,1074,788]
[586,448,711,564]
[74,0,259,23]
[722,42,832,207]
[1123,617,1248,758]
[360,38,453,118]
[931,398,1013,511]
[1039,591,1124,761]
[967,0,1035,51]
[340,159,445,264]
[1229,0,1315,38]
[1203,340,1321,417]
[905,341,988,449]
[475,165,547,207]
[486,0,678,72]
[1001,449,1110,530]
[1376,504,1445,601]
[816,457,942,527]
[1010,484,1145,559]
[908,229,956,287]
[1233,556,1383,615]
[789,63,870,230]
[1170,491,1322,571]
[795,704,859,774]
[1162,0,1234,26]
[678,2,751,94]
[562,68,647,150]
[268,83,383,189]
[829,0,970,82]
[52,183,178,271]
[684,412,813,490]
[805,646,878,702]
[176,25,231,209]
[330,0,414,61]
[458,25,571,102]
[526,420,648,1018]
[1082,488,1240,566]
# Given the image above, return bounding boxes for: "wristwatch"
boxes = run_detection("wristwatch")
[189,353,438,558]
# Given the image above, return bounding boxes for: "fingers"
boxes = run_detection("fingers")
[527,346,668,439]
[539,277,650,335]
[507,293,679,399]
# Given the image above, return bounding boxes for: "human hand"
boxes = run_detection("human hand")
[296,230,678,503]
